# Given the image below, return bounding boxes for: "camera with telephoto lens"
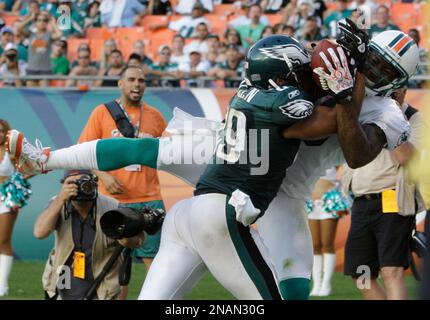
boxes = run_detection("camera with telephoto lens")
[411,230,427,258]
[71,175,98,201]
[100,207,165,239]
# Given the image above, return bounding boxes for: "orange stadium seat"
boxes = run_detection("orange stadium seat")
[89,38,105,61]
[50,80,66,87]
[146,29,176,59]
[0,14,20,26]
[141,15,171,30]
[266,14,283,26]
[85,27,114,39]
[390,3,420,32]
[213,4,236,16]
[205,14,228,36]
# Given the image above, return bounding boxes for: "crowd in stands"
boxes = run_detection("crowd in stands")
[0,0,427,88]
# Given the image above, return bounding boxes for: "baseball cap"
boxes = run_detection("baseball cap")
[1,26,13,35]
[4,42,17,52]
[158,44,170,54]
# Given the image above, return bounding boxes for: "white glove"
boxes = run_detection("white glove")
[228,189,261,226]
[313,46,354,96]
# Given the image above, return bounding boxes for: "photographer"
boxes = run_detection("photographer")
[0,43,26,87]
[34,170,145,300]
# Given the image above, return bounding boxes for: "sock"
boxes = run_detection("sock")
[319,253,336,296]
[310,254,323,296]
[46,138,160,172]
[0,254,13,296]
[279,278,310,300]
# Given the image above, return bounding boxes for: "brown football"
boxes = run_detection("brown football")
[310,39,342,91]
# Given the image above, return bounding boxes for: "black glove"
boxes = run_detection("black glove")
[336,18,369,70]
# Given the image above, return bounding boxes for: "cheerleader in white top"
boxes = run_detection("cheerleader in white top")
[307,167,350,297]
[0,119,32,297]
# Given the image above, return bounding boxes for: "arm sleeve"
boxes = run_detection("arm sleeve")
[271,88,314,126]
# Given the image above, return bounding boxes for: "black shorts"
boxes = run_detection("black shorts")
[344,197,415,278]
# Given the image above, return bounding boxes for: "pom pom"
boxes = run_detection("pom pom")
[321,182,351,218]
[306,200,314,214]
[0,172,32,210]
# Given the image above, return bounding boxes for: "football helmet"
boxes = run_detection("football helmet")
[363,30,419,96]
[244,35,311,90]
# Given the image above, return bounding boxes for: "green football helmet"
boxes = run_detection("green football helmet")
[244,35,311,90]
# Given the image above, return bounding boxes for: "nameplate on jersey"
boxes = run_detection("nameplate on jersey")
[381,190,399,213]
[73,251,85,279]
[124,164,142,172]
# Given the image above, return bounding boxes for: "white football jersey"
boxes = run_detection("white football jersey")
[280,96,411,200]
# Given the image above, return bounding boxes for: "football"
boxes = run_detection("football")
[311,39,342,91]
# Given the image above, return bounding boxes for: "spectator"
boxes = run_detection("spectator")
[308,167,348,297]
[84,1,102,29]
[35,169,145,300]
[132,40,153,67]
[184,22,210,55]
[151,2,210,39]
[324,0,353,38]
[96,49,127,87]
[301,16,326,44]
[286,0,321,40]
[127,52,143,67]
[261,0,288,13]
[170,34,189,65]
[408,28,427,89]
[274,23,295,36]
[100,0,146,28]
[229,1,269,29]
[79,65,167,300]
[72,0,89,17]
[147,45,181,87]
[51,38,69,75]
[178,49,211,87]
[349,0,374,29]
[261,25,275,38]
[0,0,13,12]
[205,34,225,67]
[0,27,27,62]
[11,21,30,59]
[66,49,98,87]
[368,5,400,38]
[175,0,213,14]
[18,11,62,87]
[54,0,85,38]
[100,38,118,70]
[207,43,244,88]
[15,0,40,17]
[0,42,26,87]
[0,119,20,297]
[342,87,426,300]
[312,0,327,21]
[146,0,173,15]
[70,44,99,69]
[235,4,266,49]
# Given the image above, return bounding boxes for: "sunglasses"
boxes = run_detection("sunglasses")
[79,56,90,59]
[37,18,49,22]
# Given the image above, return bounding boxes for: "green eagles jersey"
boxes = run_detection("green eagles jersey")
[195,81,314,213]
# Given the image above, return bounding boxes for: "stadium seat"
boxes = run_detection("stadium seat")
[266,14,283,26]
[141,15,171,30]
[49,80,66,87]
[85,27,114,39]
[89,38,105,61]
[390,3,420,32]
[114,27,146,57]
[146,29,176,58]
[213,4,236,16]
[205,14,228,36]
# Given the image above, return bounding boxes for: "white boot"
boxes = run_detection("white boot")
[319,253,336,296]
[0,254,14,297]
[310,254,323,296]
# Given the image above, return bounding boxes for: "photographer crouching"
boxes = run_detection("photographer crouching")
[34,169,162,300]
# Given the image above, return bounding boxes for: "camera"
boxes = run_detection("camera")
[411,230,427,258]
[100,207,165,239]
[72,175,98,201]
[6,53,17,62]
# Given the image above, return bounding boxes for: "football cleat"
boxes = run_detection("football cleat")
[6,129,51,175]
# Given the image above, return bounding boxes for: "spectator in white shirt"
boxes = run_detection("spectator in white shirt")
[175,0,214,15]
[184,22,210,55]
[178,49,211,87]
[0,43,26,87]
[170,34,189,65]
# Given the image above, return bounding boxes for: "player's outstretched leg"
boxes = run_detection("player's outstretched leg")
[6,129,159,175]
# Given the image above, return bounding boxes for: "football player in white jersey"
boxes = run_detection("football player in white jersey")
[5,26,418,299]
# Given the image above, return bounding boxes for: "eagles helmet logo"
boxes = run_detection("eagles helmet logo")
[258,44,310,66]
[279,99,314,119]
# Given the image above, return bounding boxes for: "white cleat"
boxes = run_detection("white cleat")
[6,129,51,175]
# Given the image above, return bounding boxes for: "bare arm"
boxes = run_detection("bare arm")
[118,233,146,248]
[283,105,337,140]
[392,142,416,166]
[34,178,78,239]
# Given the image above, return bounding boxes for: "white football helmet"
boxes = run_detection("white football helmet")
[363,30,419,97]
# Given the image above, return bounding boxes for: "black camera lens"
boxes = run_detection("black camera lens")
[6,54,17,61]
[80,180,96,195]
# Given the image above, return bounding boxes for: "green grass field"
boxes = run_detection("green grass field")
[0,261,420,300]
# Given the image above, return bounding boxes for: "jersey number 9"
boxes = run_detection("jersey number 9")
[216,109,247,163]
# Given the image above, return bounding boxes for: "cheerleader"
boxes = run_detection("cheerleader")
[308,167,350,297]
[0,119,31,297]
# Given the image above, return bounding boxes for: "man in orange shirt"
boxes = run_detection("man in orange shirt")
[79,66,167,298]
